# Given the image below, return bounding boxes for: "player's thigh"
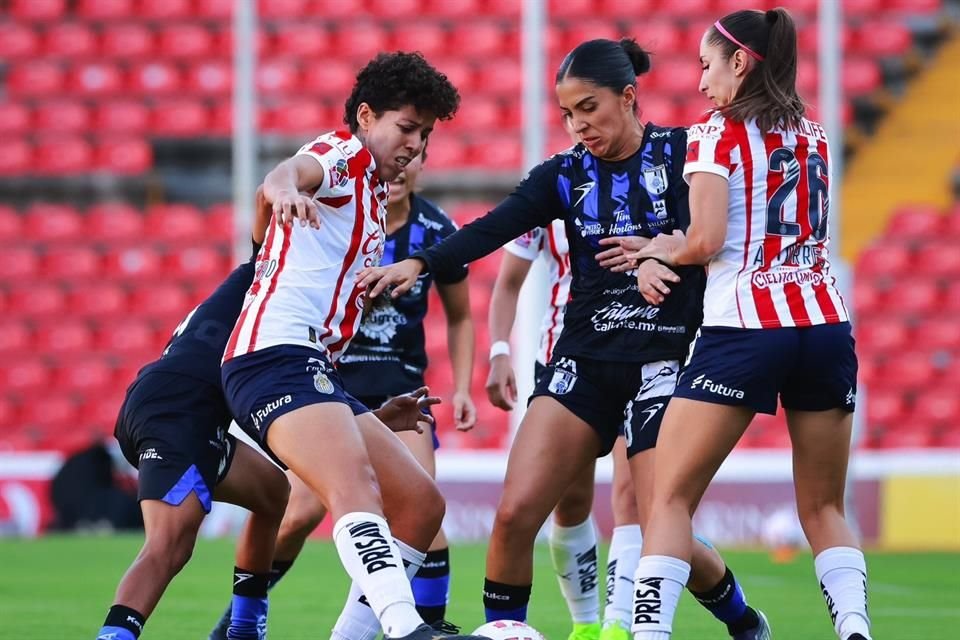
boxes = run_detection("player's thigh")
[214,440,289,519]
[140,494,206,548]
[785,408,853,512]
[554,458,596,526]
[626,448,655,526]
[396,425,437,478]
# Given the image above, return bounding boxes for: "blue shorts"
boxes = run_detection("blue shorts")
[674,323,857,415]
[222,345,371,467]
[355,394,440,450]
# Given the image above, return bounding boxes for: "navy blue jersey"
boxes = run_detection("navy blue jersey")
[140,246,259,386]
[417,124,704,364]
[338,194,466,397]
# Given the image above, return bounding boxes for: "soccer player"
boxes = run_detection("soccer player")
[219,52,484,640]
[209,145,476,640]
[630,9,869,640]
[488,204,645,640]
[359,39,769,640]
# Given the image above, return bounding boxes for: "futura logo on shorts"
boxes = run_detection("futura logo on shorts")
[251,394,292,430]
[690,374,745,399]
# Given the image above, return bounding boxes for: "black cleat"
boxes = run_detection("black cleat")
[385,622,489,640]
[430,620,462,634]
[848,635,869,640]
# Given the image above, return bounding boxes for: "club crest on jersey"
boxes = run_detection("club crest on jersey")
[548,368,577,395]
[329,158,349,188]
[652,200,668,220]
[643,164,669,195]
[314,371,334,394]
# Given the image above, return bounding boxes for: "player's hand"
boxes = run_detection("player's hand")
[272,189,321,229]
[356,258,426,299]
[485,355,518,411]
[374,387,441,434]
[452,390,477,431]
[635,258,681,305]
[596,236,651,272]
[630,230,685,265]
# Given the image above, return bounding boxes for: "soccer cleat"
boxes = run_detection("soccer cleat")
[431,620,463,634]
[732,610,771,640]
[208,605,231,640]
[386,623,489,640]
[598,619,630,640]
[567,621,601,640]
[847,635,869,640]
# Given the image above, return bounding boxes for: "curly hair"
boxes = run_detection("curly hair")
[344,52,460,132]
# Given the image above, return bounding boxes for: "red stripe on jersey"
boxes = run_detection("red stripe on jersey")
[309,142,332,156]
[334,130,353,141]
[810,136,842,322]
[316,194,352,208]
[728,121,758,326]
[782,134,813,326]
[246,223,291,353]
[224,217,278,360]
[748,129,780,325]
[544,225,566,362]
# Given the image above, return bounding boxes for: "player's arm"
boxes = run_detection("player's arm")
[437,278,476,431]
[485,251,533,410]
[252,184,272,248]
[262,155,323,229]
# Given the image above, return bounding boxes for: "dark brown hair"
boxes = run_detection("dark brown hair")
[708,7,804,131]
[556,38,652,111]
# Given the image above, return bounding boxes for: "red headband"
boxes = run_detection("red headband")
[714,21,765,61]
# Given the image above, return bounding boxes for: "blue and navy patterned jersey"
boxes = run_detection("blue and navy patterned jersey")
[338,194,467,396]
[417,124,704,364]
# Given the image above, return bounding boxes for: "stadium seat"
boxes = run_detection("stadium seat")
[430,59,475,94]
[475,59,523,98]
[446,98,504,133]
[157,24,216,60]
[625,20,685,57]
[33,321,96,357]
[423,0,482,18]
[561,21,623,53]
[857,352,884,388]
[256,59,301,94]
[140,0,193,20]
[651,57,702,97]
[51,359,115,395]
[883,280,941,315]
[127,283,191,320]
[0,205,23,243]
[865,387,908,427]
[23,203,85,243]
[94,319,157,354]
[889,0,941,15]
[151,100,211,137]
[266,100,332,135]
[549,0,602,18]
[914,242,960,278]
[855,317,909,354]
[391,23,450,59]
[468,136,523,170]
[485,0,521,17]
[886,204,944,239]
[165,246,230,279]
[935,428,960,448]
[300,60,357,97]
[145,203,207,242]
[11,0,67,20]
[76,0,135,20]
[96,137,153,175]
[842,0,884,16]
[798,23,854,54]
[332,22,389,62]
[0,23,40,59]
[0,103,31,137]
[70,61,125,96]
[0,320,33,358]
[42,247,102,282]
[883,352,938,391]
[874,427,935,449]
[1,360,53,396]
[843,58,882,95]
[0,139,32,176]
[8,284,67,320]
[67,282,129,319]
[128,62,183,95]
[661,0,715,18]
[20,397,80,434]
[43,22,99,58]
[212,27,269,58]
[33,136,94,175]
[0,397,19,431]
[943,209,960,239]
[796,58,818,96]
[33,101,92,134]
[185,60,233,96]
[101,23,155,59]
[911,389,960,427]
[270,24,332,59]
[83,393,128,435]
[852,278,884,316]
[257,0,311,18]
[102,246,164,280]
[94,101,150,134]
[413,135,467,170]
[856,241,912,279]
[7,62,66,97]
[854,20,913,57]
[195,0,234,19]
[602,0,660,18]
[6,246,40,281]
[913,316,960,352]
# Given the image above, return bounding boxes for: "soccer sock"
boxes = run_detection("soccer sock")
[483,579,532,622]
[332,513,423,639]
[267,558,295,590]
[228,567,269,640]
[412,547,451,625]
[98,604,145,640]
[631,555,690,640]
[815,547,872,640]
[331,538,425,640]
[688,566,759,635]
[549,516,601,624]
[604,524,643,629]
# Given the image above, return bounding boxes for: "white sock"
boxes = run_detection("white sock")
[631,555,690,639]
[549,516,601,624]
[332,513,423,638]
[815,547,872,640]
[605,524,643,628]
[331,538,426,640]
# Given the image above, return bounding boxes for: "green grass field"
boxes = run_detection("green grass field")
[1,536,958,639]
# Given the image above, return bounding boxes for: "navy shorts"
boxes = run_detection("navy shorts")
[114,371,237,513]
[221,345,371,467]
[674,322,858,415]
[530,356,680,458]
[356,395,440,450]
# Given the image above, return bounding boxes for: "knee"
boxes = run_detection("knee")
[280,492,326,540]
[554,485,593,526]
[145,529,196,576]
[384,476,445,539]
[493,494,543,543]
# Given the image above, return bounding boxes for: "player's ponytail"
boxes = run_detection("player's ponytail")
[556,38,651,108]
[708,7,804,131]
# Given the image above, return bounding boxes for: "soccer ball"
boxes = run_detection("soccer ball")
[472,620,545,640]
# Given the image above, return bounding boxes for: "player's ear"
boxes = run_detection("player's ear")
[356,102,376,133]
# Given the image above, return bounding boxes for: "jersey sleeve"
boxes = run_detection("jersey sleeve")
[683,112,738,183]
[294,135,353,197]
[669,128,692,231]
[504,227,544,262]
[414,157,563,278]
[432,208,469,285]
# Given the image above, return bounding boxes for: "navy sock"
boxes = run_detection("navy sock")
[98,604,145,640]
[689,567,759,635]
[483,578,531,623]
[228,567,269,640]
[412,548,451,625]
[267,559,295,590]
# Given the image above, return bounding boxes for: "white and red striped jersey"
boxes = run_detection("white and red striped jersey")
[504,219,571,364]
[224,131,388,363]
[684,112,848,329]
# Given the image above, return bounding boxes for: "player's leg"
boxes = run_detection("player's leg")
[549,459,601,640]
[600,438,641,640]
[397,423,453,627]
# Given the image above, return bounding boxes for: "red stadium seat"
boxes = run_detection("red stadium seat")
[423,0,482,18]
[602,0,659,18]
[165,246,230,279]
[52,359,115,396]
[140,0,193,20]
[0,23,40,59]
[34,136,94,175]
[71,61,125,96]
[856,241,912,279]
[884,352,938,391]
[76,0,135,19]
[195,0,234,19]
[267,100,333,135]
[67,282,129,319]
[42,247,102,281]
[798,23,854,55]
[6,246,40,281]
[855,21,913,57]
[101,23,155,59]
[914,316,960,352]
[95,319,157,354]
[935,428,960,448]
[257,0,311,17]
[0,139,32,176]
[912,388,960,426]
[548,0,594,18]
[11,0,67,20]
[843,58,882,95]
[485,0,521,17]
[842,0,884,16]
[858,352,884,389]
[943,209,960,238]
[469,135,522,169]
[431,59,475,94]
[128,62,183,95]
[391,23,450,59]
[455,22,511,59]
[7,62,65,97]
[914,242,960,278]
[562,21,623,53]
[852,278,885,316]
[127,284,191,324]
[34,320,96,357]
[9,284,67,320]
[33,101,92,134]
[626,20,685,57]
[94,101,150,134]
[889,0,941,14]
[886,204,944,239]
[855,317,909,354]
[83,392,128,434]
[300,60,357,96]
[43,22,99,58]
[185,60,233,97]
[659,0,715,18]
[256,59,301,94]
[0,205,23,243]
[23,203,84,243]
[212,27,269,58]
[651,57,702,97]
[145,203,207,242]
[446,98,504,133]
[157,24,216,60]
[874,427,935,449]
[0,103,31,136]
[944,281,960,314]
[270,24,332,59]
[419,137,468,170]
[0,360,52,396]
[475,58,523,98]
[21,397,80,433]
[883,280,941,315]
[796,58,818,96]
[102,245,164,280]
[865,387,908,426]
[333,22,389,62]
[0,397,19,431]
[0,320,33,358]
[151,100,211,137]
[96,137,153,175]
